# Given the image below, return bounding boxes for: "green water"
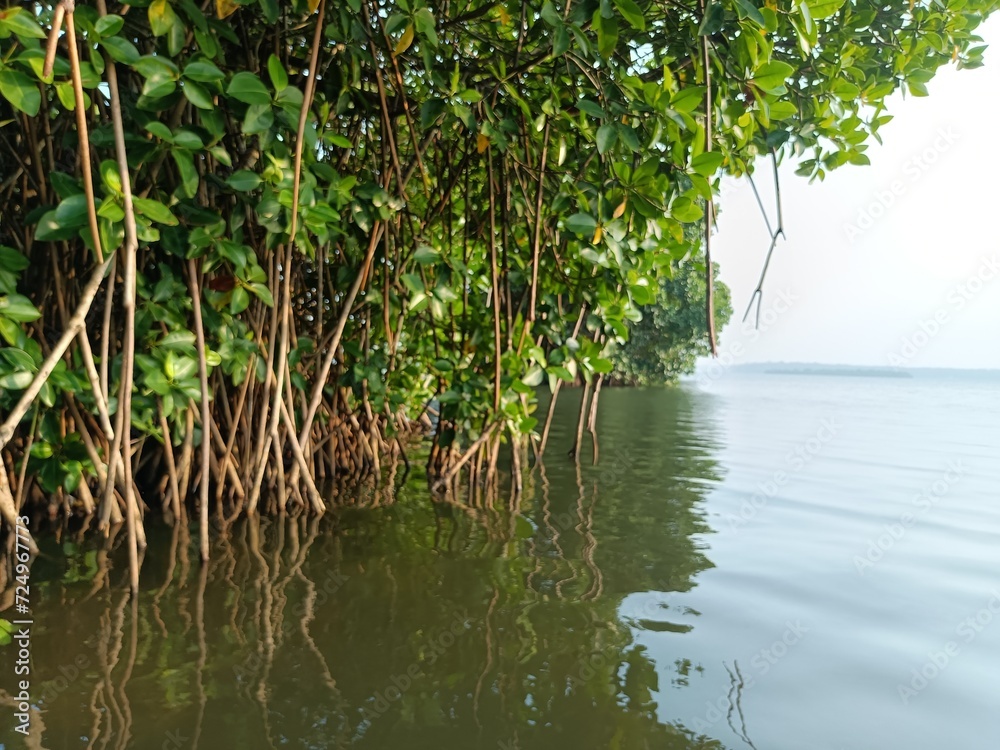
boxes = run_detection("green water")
[3,374,999,749]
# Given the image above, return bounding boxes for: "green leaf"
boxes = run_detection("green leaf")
[182,79,214,110]
[0,246,29,273]
[804,0,846,20]
[34,210,77,242]
[49,172,83,199]
[133,197,178,226]
[0,347,34,371]
[752,60,794,93]
[183,60,225,83]
[1,8,47,39]
[246,282,273,306]
[148,0,180,37]
[135,56,180,81]
[698,1,725,36]
[617,124,640,152]
[522,365,545,387]
[227,72,271,105]
[550,365,574,382]
[596,123,617,155]
[141,66,178,98]
[53,194,90,228]
[401,273,424,295]
[97,197,125,222]
[159,330,196,349]
[768,101,798,120]
[0,70,40,116]
[101,37,140,65]
[413,245,438,265]
[259,0,279,22]
[145,121,174,142]
[552,25,570,56]
[612,0,645,30]
[831,78,861,101]
[0,317,19,344]
[172,129,203,150]
[733,0,766,26]
[671,86,705,114]
[95,14,125,37]
[577,99,605,119]
[590,356,614,374]
[226,170,262,192]
[594,11,619,57]
[100,160,123,195]
[540,1,561,26]
[565,213,598,235]
[0,294,42,322]
[670,197,703,222]
[690,151,724,176]
[242,103,274,134]
[0,371,34,390]
[413,8,438,45]
[172,151,199,198]
[229,286,250,314]
[267,55,288,92]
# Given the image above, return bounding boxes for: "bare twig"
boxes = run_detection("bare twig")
[742,149,786,328]
[187,258,212,561]
[0,256,113,450]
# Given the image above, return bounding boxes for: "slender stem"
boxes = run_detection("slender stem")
[187,258,212,562]
[63,7,103,262]
[0,257,113,450]
[98,0,142,586]
[699,5,718,357]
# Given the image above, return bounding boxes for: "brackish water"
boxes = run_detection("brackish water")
[2,371,999,749]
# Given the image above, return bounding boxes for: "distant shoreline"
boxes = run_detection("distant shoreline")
[694,362,1000,381]
[763,368,913,379]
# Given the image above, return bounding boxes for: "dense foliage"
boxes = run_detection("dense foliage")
[0,0,995,564]
[612,260,732,385]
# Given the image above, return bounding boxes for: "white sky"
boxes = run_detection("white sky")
[706,14,1000,371]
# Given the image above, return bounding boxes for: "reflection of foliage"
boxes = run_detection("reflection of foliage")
[10,389,732,748]
[612,260,733,386]
[58,543,99,584]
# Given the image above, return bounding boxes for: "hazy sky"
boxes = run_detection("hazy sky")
[706,14,1000,371]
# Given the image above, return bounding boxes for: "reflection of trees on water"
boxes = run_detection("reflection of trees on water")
[0,388,736,750]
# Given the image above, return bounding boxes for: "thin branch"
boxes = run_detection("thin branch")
[0,256,114,450]
[742,149,786,328]
[699,3,718,356]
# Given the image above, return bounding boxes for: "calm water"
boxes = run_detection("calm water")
[3,371,999,749]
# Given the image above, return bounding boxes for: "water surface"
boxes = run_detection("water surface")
[2,371,999,749]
